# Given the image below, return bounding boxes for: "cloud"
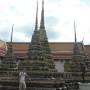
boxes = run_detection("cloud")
[49,0,61,3]
[0,30,10,41]
[0,0,90,45]
[80,0,90,6]
[47,29,60,42]
[45,16,59,27]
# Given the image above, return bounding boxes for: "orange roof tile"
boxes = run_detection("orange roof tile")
[1,42,90,60]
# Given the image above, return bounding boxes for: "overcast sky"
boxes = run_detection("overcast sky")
[0,0,90,44]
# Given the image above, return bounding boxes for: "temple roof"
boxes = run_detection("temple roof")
[1,42,90,59]
[5,42,83,52]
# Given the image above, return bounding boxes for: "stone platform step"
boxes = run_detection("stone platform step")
[0,85,56,90]
[0,85,18,90]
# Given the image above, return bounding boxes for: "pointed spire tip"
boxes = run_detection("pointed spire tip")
[35,0,38,31]
[40,0,45,29]
[11,24,14,43]
[74,21,77,43]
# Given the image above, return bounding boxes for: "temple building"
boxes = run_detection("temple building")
[2,42,89,73]
[0,0,90,90]
[0,0,90,81]
[0,1,65,89]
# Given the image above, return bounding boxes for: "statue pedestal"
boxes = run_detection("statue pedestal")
[79,83,90,90]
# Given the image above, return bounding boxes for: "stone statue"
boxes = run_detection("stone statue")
[19,69,27,90]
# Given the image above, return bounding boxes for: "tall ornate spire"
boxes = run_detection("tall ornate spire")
[11,24,14,43]
[70,21,86,73]
[40,0,45,29]
[8,24,14,54]
[35,0,38,31]
[73,21,80,54]
[2,25,17,70]
[27,0,56,74]
[28,1,39,59]
[74,21,77,43]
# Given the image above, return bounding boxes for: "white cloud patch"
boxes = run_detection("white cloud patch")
[0,0,90,44]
